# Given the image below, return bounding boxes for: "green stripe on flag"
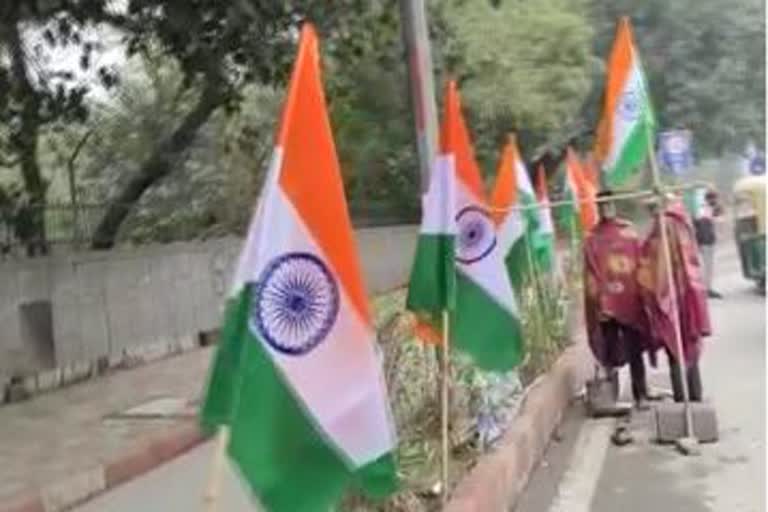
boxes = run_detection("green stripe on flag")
[200,294,248,433]
[520,192,540,232]
[452,270,524,372]
[201,286,398,512]
[406,234,456,313]
[604,109,654,189]
[532,232,555,274]
[505,235,534,292]
[556,186,580,242]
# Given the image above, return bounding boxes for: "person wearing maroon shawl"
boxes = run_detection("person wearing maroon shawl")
[638,197,711,402]
[584,190,650,409]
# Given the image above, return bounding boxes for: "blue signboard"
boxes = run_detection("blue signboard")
[658,130,694,176]
[749,152,765,175]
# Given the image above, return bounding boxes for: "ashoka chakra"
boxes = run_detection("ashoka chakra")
[618,88,641,122]
[251,252,340,356]
[455,205,497,265]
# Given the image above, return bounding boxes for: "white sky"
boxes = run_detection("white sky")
[20,0,131,103]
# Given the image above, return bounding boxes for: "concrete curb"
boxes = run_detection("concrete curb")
[444,338,592,512]
[1,423,206,512]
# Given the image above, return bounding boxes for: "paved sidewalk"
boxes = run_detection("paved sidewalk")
[514,244,765,512]
[0,347,213,509]
[1,291,409,511]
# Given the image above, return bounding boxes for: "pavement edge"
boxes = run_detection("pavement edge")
[444,337,591,512]
[0,422,207,512]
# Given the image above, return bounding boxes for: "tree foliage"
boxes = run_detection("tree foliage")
[0,0,764,250]
[1,0,396,248]
[589,0,765,156]
[439,0,596,176]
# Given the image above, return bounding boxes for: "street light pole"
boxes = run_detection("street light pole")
[399,1,449,497]
[399,0,439,193]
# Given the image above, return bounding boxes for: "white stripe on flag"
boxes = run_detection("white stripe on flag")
[606,62,645,168]
[455,180,519,315]
[232,148,395,467]
[421,155,457,235]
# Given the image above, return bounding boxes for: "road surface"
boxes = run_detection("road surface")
[516,244,766,512]
[75,246,765,512]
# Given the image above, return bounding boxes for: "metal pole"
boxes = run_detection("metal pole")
[399,0,439,193]
[66,163,80,248]
[400,2,449,484]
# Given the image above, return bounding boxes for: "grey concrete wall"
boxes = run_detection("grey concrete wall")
[0,226,417,376]
[0,259,55,373]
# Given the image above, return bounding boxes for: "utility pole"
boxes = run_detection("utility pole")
[399,2,448,496]
[399,0,439,193]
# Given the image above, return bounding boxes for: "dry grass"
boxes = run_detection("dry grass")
[341,265,578,511]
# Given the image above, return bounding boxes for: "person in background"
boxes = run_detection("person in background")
[638,196,711,402]
[693,188,724,298]
[584,190,651,410]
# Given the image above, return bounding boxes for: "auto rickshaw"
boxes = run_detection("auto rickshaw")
[732,175,766,292]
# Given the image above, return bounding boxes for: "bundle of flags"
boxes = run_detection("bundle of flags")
[199,14,659,512]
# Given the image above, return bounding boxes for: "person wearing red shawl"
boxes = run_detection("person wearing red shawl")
[584,190,651,409]
[638,196,711,402]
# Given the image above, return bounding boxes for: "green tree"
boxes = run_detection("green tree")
[71,51,281,244]
[0,1,397,249]
[589,0,765,156]
[439,0,596,175]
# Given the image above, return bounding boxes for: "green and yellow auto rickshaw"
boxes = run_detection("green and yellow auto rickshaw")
[732,175,766,292]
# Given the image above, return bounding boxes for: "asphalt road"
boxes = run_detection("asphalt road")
[516,245,766,512]
[75,245,764,512]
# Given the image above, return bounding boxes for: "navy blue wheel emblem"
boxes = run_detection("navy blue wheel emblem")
[455,206,497,265]
[618,87,640,122]
[251,252,340,356]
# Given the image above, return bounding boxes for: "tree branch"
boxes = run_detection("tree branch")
[67,129,94,172]
[90,80,224,249]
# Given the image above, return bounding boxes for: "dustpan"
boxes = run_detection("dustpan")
[585,366,631,418]
[654,401,718,444]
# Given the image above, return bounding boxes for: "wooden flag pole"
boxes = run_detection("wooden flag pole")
[523,232,549,355]
[645,122,698,451]
[440,309,451,506]
[203,426,230,512]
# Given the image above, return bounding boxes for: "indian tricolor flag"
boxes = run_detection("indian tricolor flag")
[200,25,397,512]
[564,146,598,235]
[440,80,524,372]
[406,151,457,338]
[594,16,656,189]
[683,186,707,220]
[490,135,539,290]
[583,152,600,189]
[535,165,556,274]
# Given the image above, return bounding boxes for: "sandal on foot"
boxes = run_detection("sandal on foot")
[611,426,634,446]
